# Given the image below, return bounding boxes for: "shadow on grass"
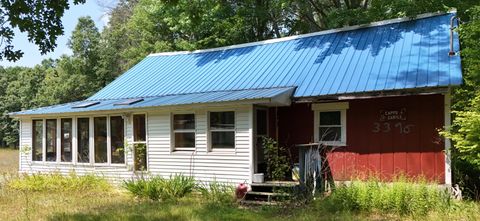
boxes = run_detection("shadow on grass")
[47,197,278,221]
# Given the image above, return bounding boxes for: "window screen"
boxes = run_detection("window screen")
[77,118,90,163]
[94,117,107,163]
[173,114,195,150]
[319,111,342,142]
[32,120,43,161]
[209,111,235,149]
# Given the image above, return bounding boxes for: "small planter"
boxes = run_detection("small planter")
[253,173,264,183]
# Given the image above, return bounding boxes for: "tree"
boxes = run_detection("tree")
[98,0,139,79]
[0,65,46,146]
[285,0,450,32]
[443,5,480,166]
[68,16,105,89]
[36,17,103,107]
[0,0,86,61]
[35,56,93,107]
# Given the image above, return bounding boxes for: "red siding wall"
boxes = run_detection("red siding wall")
[270,94,446,183]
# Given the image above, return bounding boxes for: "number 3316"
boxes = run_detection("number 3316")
[372,122,414,134]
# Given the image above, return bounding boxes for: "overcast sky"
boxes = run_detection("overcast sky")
[0,0,113,67]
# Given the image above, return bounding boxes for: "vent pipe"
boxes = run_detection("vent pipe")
[449,16,460,56]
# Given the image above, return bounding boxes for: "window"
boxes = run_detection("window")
[209,111,235,149]
[133,114,147,170]
[32,120,43,161]
[313,102,348,146]
[110,116,125,164]
[77,118,90,163]
[94,117,107,163]
[46,119,57,162]
[319,111,341,141]
[30,116,127,165]
[61,119,72,162]
[173,114,195,151]
[133,114,146,142]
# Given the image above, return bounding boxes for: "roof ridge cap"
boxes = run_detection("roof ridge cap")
[148,11,449,57]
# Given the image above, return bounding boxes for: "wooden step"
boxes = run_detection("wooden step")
[240,200,281,206]
[251,181,299,187]
[246,191,290,196]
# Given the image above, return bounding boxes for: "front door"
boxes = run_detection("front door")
[255,108,268,174]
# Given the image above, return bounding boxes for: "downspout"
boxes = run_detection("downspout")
[449,16,461,56]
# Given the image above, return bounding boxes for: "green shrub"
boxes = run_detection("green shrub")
[123,174,195,201]
[324,179,452,216]
[162,174,195,198]
[262,137,290,180]
[197,180,235,205]
[7,173,111,192]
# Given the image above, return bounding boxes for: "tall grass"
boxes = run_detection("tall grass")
[323,178,452,216]
[123,174,195,201]
[197,180,235,205]
[7,173,111,192]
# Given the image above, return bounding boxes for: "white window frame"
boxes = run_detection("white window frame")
[44,118,58,163]
[131,113,148,171]
[171,113,196,151]
[313,102,349,146]
[109,115,127,165]
[208,111,236,151]
[29,115,128,166]
[31,118,45,162]
[75,116,91,165]
[59,117,74,163]
[93,115,109,165]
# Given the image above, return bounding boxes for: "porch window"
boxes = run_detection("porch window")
[313,102,348,146]
[46,119,57,162]
[173,114,195,151]
[61,119,72,162]
[32,120,43,161]
[209,111,235,149]
[133,114,147,171]
[94,117,108,163]
[110,116,125,164]
[319,111,342,141]
[77,118,90,163]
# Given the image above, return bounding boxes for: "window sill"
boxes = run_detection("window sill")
[320,142,347,147]
[30,161,128,168]
[172,150,196,155]
[208,149,236,155]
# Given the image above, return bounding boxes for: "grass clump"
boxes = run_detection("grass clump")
[123,174,195,201]
[197,180,235,205]
[7,172,111,192]
[324,178,452,216]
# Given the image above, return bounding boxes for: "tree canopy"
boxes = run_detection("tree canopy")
[0,0,86,61]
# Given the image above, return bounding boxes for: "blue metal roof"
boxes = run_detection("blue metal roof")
[89,13,462,101]
[12,13,462,116]
[11,87,294,116]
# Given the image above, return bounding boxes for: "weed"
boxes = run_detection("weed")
[323,178,452,216]
[197,180,235,205]
[123,174,195,201]
[7,172,111,193]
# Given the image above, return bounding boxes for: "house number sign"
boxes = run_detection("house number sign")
[372,108,414,134]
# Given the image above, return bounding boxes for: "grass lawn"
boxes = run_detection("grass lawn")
[0,148,479,221]
[0,148,18,174]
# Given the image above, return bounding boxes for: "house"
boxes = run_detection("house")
[10,13,462,185]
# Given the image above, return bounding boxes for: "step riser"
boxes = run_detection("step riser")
[241,182,300,205]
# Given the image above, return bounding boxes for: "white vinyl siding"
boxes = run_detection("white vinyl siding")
[18,104,253,184]
[148,106,251,183]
